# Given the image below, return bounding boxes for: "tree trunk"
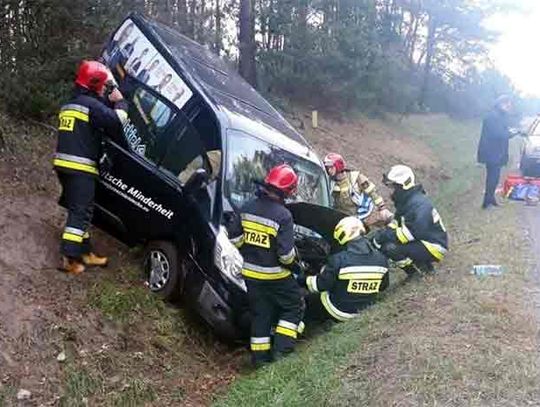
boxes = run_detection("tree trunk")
[177,0,188,32]
[298,0,308,37]
[266,0,274,50]
[199,0,206,42]
[189,0,197,39]
[419,14,437,107]
[238,0,257,86]
[214,0,222,53]
[259,0,267,50]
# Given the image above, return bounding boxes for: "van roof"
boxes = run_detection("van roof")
[135,14,309,147]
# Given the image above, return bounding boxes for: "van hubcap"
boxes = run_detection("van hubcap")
[148,250,170,291]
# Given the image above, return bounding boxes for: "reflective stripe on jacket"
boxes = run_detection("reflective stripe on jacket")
[306,237,389,319]
[379,185,448,261]
[228,193,296,281]
[54,88,127,176]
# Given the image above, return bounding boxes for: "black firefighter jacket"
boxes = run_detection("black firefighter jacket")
[228,191,297,281]
[377,185,448,261]
[306,238,389,321]
[477,108,512,166]
[54,87,128,176]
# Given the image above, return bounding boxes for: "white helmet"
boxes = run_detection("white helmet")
[334,216,366,246]
[384,165,415,190]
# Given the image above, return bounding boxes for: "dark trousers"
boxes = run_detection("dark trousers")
[57,172,96,259]
[304,293,373,323]
[383,241,435,273]
[483,163,502,206]
[246,276,303,365]
[304,293,333,323]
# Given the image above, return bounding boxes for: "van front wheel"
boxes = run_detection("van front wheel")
[144,241,185,302]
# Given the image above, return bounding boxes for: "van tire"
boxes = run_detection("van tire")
[143,241,185,302]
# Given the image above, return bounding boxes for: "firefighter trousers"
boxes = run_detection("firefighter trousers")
[57,171,96,260]
[304,293,372,323]
[383,241,436,274]
[246,276,303,365]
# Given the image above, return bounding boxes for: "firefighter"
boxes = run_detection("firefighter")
[372,165,448,275]
[228,164,303,367]
[300,217,389,322]
[324,152,393,228]
[54,60,128,275]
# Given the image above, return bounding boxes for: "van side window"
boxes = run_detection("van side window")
[160,124,210,185]
[124,87,176,162]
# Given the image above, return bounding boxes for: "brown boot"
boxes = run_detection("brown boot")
[82,252,109,267]
[60,257,85,275]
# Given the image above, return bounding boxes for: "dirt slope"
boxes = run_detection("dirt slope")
[0,111,443,405]
[287,110,445,195]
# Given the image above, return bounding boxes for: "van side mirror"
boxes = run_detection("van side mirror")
[184,168,209,193]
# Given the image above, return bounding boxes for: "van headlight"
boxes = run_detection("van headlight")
[214,226,246,291]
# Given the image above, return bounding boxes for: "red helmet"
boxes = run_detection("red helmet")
[264,164,298,197]
[324,152,346,173]
[75,60,110,94]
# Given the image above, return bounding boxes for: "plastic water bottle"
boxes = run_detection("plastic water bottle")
[471,265,505,276]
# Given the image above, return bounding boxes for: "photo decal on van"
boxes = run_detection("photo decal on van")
[102,18,193,110]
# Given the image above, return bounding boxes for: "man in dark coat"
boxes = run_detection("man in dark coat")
[477,95,514,209]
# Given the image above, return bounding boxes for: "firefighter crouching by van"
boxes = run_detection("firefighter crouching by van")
[324,153,393,228]
[299,217,389,322]
[54,60,128,275]
[228,165,303,367]
[372,165,448,275]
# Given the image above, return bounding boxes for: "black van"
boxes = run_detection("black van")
[96,14,341,340]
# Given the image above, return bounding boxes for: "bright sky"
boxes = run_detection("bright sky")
[486,0,540,97]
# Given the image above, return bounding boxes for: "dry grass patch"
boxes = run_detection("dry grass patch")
[333,203,539,407]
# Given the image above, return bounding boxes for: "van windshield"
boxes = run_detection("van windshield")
[225,130,330,209]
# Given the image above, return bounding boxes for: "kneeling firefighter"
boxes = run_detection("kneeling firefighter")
[300,217,389,322]
[373,165,448,274]
[228,164,304,366]
[54,60,128,274]
[324,152,393,228]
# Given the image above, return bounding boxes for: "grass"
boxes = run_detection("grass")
[88,275,167,324]
[60,366,103,407]
[395,114,481,209]
[109,378,157,407]
[59,364,157,407]
[63,265,182,405]
[0,385,16,406]
[214,114,540,406]
[58,262,239,406]
[331,204,539,406]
